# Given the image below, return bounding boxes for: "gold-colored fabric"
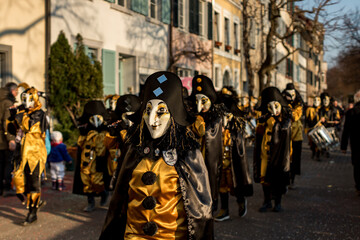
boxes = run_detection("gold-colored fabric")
[125,158,187,240]
[104,130,127,176]
[190,115,206,158]
[13,165,25,194]
[78,130,107,194]
[260,117,276,182]
[290,105,303,142]
[220,129,233,193]
[305,106,320,134]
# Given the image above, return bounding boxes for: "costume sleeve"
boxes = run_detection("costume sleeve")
[77,135,86,149]
[104,132,117,150]
[292,105,303,122]
[190,115,206,138]
[341,111,350,151]
[3,101,15,142]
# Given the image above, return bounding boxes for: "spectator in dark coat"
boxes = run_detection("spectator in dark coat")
[341,90,360,195]
[0,83,18,196]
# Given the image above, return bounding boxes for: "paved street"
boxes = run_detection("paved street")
[0,140,359,240]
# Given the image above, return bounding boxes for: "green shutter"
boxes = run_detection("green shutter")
[131,0,148,16]
[102,49,116,95]
[105,0,115,3]
[208,2,212,40]
[161,0,170,24]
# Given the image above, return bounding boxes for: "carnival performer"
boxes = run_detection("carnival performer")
[305,96,321,161]
[254,87,291,212]
[104,94,141,189]
[319,92,340,128]
[283,83,304,189]
[341,90,360,195]
[214,89,253,221]
[105,94,120,114]
[7,83,48,225]
[73,100,110,212]
[189,75,223,212]
[100,71,213,240]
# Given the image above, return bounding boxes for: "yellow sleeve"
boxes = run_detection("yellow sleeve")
[292,105,303,122]
[77,135,86,148]
[190,115,206,138]
[104,132,117,150]
[120,129,127,142]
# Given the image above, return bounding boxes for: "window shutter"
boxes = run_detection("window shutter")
[208,2,212,40]
[194,0,199,35]
[161,0,170,24]
[296,65,300,82]
[105,0,115,3]
[131,0,148,16]
[189,1,194,33]
[173,0,178,27]
[102,49,116,95]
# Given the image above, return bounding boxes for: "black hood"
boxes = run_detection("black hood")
[259,87,288,114]
[78,100,111,125]
[190,75,217,104]
[129,71,195,126]
[218,92,242,117]
[282,83,304,106]
[115,94,141,116]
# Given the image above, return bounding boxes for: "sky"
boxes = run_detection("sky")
[299,0,360,67]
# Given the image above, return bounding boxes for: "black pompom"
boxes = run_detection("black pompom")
[141,171,157,185]
[83,162,88,167]
[85,152,90,157]
[142,222,158,236]
[85,145,91,149]
[142,196,157,210]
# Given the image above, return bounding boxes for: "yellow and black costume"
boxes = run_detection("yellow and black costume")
[305,97,321,160]
[73,100,111,212]
[282,83,304,187]
[100,72,213,240]
[7,83,48,225]
[253,87,291,212]
[319,92,340,128]
[104,94,141,189]
[215,91,253,221]
[189,75,224,213]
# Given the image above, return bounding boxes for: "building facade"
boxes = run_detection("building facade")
[51,0,170,96]
[0,0,48,91]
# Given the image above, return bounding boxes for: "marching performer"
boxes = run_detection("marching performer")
[254,87,291,212]
[189,75,224,212]
[7,83,48,225]
[104,94,141,189]
[100,71,213,240]
[73,100,110,212]
[283,83,304,189]
[215,90,253,221]
[305,96,321,160]
[319,92,340,128]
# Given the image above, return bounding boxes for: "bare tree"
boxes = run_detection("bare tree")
[242,0,339,94]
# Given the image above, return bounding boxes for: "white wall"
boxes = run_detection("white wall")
[50,0,169,95]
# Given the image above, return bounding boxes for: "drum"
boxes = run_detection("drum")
[308,125,339,151]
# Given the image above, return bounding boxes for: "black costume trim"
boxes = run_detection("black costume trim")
[141,171,157,185]
[142,196,157,210]
[142,221,158,236]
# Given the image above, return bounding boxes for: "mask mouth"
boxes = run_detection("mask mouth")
[89,115,104,128]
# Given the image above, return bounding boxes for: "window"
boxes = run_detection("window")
[88,47,98,64]
[179,0,184,28]
[177,67,192,77]
[214,11,220,42]
[199,1,204,36]
[307,70,313,85]
[234,22,239,50]
[150,0,156,19]
[286,58,293,78]
[250,20,256,48]
[225,18,230,46]
[118,0,125,6]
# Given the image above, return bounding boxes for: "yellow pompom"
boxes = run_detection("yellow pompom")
[197,78,202,83]
[197,86,202,91]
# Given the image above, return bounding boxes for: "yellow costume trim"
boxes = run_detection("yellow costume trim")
[125,157,187,239]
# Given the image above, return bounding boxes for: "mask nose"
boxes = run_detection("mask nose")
[197,101,203,113]
[148,110,159,126]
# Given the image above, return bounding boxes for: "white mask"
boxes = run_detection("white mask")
[323,96,330,107]
[223,112,233,128]
[285,89,296,102]
[89,115,104,128]
[313,97,321,107]
[196,94,211,113]
[143,99,171,139]
[242,97,249,106]
[122,111,135,127]
[267,101,282,116]
[21,93,35,109]
[110,99,117,111]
